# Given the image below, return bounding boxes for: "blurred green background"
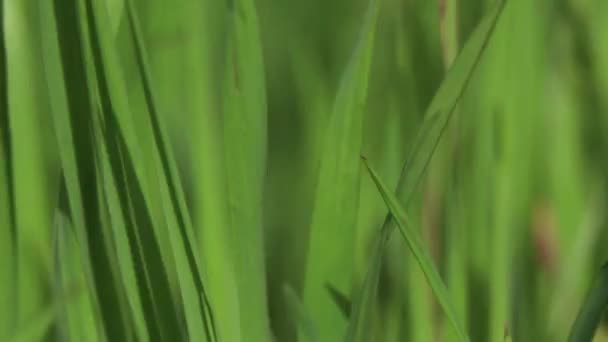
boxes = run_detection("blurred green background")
[2,0,608,341]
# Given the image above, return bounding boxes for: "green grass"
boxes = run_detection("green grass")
[2,0,608,341]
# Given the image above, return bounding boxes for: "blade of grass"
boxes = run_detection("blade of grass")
[346,1,506,340]
[568,263,608,342]
[363,158,469,341]
[82,0,216,339]
[0,0,18,337]
[39,0,131,339]
[302,0,379,339]
[219,0,272,340]
[122,0,218,339]
[6,0,56,335]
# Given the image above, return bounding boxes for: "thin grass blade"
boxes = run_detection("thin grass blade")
[363,158,469,341]
[302,0,379,339]
[39,1,130,339]
[346,1,506,341]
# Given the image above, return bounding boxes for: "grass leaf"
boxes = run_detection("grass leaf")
[568,263,608,342]
[346,1,506,340]
[302,0,379,339]
[363,158,469,341]
[40,1,130,339]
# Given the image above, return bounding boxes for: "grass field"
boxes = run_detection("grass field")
[1,0,608,341]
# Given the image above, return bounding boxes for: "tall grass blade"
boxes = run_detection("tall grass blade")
[393,0,506,205]
[220,0,271,340]
[363,158,469,342]
[347,1,506,340]
[0,0,18,336]
[82,0,214,339]
[302,0,379,339]
[40,1,129,339]
[568,263,608,342]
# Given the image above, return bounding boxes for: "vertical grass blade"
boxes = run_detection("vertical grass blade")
[568,263,608,342]
[81,0,215,340]
[219,0,271,340]
[0,0,18,337]
[393,0,506,206]
[347,1,506,340]
[39,0,130,339]
[302,0,379,340]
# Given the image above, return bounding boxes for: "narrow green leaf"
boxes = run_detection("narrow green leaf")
[347,1,506,340]
[219,0,271,340]
[363,158,469,342]
[568,263,608,342]
[394,0,506,206]
[0,0,18,336]
[39,1,129,340]
[302,0,379,339]
[82,0,214,340]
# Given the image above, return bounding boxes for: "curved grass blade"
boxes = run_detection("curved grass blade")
[363,158,469,342]
[302,0,379,339]
[568,263,608,342]
[347,1,506,340]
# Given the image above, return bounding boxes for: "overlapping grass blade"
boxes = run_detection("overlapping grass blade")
[568,263,608,342]
[39,1,129,340]
[81,0,216,340]
[123,0,218,339]
[363,159,468,341]
[346,1,506,341]
[393,0,506,205]
[302,0,379,339]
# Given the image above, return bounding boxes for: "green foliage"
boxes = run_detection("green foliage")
[1,0,608,341]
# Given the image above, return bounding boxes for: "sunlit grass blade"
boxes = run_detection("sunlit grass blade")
[219,0,271,340]
[568,263,608,342]
[302,0,379,339]
[39,1,130,340]
[363,158,469,341]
